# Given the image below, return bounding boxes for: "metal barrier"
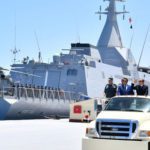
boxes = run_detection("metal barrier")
[0,87,79,102]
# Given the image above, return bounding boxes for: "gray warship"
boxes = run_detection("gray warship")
[0,0,150,120]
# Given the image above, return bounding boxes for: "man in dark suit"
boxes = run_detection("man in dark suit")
[117,78,134,96]
[104,77,117,98]
[132,79,148,96]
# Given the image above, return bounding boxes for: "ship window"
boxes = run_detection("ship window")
[67,69,78,76]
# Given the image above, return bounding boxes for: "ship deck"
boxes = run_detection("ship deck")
[0,119,87,150]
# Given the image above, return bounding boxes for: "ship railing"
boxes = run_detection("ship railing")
[0,87,79,102]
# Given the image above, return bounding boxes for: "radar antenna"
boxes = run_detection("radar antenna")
[95,0,129,20]
[11,48,20,64]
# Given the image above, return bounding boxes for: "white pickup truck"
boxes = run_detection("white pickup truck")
[83,96,150,150]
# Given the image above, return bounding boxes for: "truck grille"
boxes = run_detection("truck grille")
[96,119,137,139]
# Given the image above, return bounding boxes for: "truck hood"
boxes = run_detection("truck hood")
[98,111,150,123]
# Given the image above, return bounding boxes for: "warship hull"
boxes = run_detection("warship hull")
[0,97,74,120]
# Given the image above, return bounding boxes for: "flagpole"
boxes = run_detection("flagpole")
[129,29,134,50]
[137,24,150,68]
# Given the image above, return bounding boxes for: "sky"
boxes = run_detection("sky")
[0,0,150,68]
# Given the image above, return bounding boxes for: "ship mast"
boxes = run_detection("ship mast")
[34,31,42,63]
[96,0,128,48]
[11,11,20,64]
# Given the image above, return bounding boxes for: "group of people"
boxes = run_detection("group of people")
[104,77,149,99]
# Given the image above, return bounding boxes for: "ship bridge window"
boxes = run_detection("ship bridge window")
[72,49,90,56]
[67,69,78,76]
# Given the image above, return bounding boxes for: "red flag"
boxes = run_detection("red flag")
[129,17,133,29]
[129,17,132,23]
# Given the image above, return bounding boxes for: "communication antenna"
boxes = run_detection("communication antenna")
[123,5,126,20]
[95,5,106,20]
[34,31,42,63]
[78,32,80,43]
[137,24,150,68]
[11,11,20,64]
[95,0,129,20]
[75,24,81,43]
[11,48,20,64]
[76,30,81,43]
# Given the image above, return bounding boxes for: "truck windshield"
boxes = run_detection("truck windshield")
[105,97,150,112]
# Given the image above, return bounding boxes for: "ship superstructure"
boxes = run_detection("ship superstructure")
[10,0,138,98]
